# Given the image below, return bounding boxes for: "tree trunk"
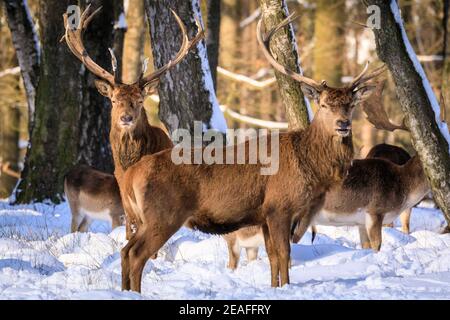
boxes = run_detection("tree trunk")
[77,0,124,174]
[313,0,346,87]
[3,0,40,131]
[206,0,220,89]
[144,0,227,134]
[258,0,310,130]
[365,0,450,227]
[122,0,145,84]
[15,0,82,203]
[0,104,20,198]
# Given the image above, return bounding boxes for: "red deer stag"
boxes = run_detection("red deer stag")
[118,13,385,292]
[62,5,202,237]
[292,82,430,250]
[223,143,414,270]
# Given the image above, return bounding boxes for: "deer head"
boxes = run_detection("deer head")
[62,5,204,132]
[257,12,386,137]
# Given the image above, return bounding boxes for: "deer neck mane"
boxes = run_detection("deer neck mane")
[293,119,354,186]
[110,112,153,172]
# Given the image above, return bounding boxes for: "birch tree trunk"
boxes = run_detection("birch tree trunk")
[4,0,40,131]
[258,0,310,130]
[144,0,227,134]
[365,0,450,227]
[206,0,220,89]
[122,0,145,84]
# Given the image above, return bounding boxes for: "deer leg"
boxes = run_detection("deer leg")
[246,247,259,262]
[128,224,179,293]
[226,237,241,270]
[292,195,324,244]
[70,203,82,233]
[78,216,91,232]
[359,226,371,249]
[292,216,312,243]
[262,223,279,287]
[267,216,291,287]
[121,230,140,291]
[365,213,383,252]
[400,208,411,234]
[111,214,122,230]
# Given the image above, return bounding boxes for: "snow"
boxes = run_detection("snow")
[390,0,450,151]
[191,0,228,133]
[0,198,449,299]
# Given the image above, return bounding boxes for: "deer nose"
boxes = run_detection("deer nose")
[120,115,133,123]
[336,120,351,129]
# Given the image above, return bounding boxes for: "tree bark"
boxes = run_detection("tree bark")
[206,0,220,89]
[313,0,346,87]
[77,0,124,174]
[122,0,145,84]
[3,0,40,131]
[258,0,310,130]
[365,0,450,227]
[144,0,227,134]
[15,0,83,203]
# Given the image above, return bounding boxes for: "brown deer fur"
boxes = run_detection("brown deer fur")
[223,143,415,269]
[366,143,413,234]
[116,13,385,292]
[119,86,383,292]
[62,6,199,238]
[292,152,429,251]
[65,164,124,232]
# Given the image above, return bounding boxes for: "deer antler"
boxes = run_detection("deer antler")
[256,13,386,92]
[362,81,408,132]
[139,10,205,87]
[62,5,117,84]
[349,62,387,89]
[256,12,325,91]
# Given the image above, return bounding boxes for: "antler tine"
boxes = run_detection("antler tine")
[62,5,115,84]
[349,61,369,88]
[351,63,387,89]
[83,5,102,29]
[362,81,408,132]
[256,13,324,90]
[140,9,203,86]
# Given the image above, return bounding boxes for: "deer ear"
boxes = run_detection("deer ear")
[352,84,377,105]
[300,84,321,104]
[94,80,113,97]
[141,80,160,97]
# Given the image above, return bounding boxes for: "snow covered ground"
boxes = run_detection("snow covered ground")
[0,199,449,300]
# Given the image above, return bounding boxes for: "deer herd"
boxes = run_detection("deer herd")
[60,7,432,293]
